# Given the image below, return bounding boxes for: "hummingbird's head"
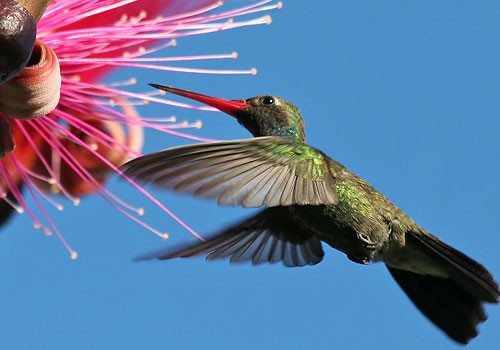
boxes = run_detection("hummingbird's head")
[234,95,305,142]
[150,84,306,142]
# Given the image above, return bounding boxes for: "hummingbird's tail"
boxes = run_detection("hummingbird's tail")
[386,230,499,344]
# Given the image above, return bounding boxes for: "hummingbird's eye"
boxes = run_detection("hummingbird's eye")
[262,96,275,105]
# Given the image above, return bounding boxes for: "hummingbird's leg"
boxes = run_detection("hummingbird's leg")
[347,225,392,265]
[357,232,378,249]
[346,236,377,265]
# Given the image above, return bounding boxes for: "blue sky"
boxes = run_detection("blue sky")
[1,1,499,349]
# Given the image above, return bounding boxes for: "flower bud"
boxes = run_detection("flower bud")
[0,40,61,119]
[0,0,36,84]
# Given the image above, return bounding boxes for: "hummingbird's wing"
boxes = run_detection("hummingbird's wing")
[136,207,324,267]
[121,136,338,207]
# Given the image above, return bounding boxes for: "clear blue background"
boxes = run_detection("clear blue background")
[1,1,499,349]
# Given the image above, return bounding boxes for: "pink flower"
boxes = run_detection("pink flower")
[0,0,282,258]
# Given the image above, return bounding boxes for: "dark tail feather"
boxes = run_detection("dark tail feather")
[387,231,499,344]
[388,267,486,344]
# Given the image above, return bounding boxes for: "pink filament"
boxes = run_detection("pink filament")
[0,0,283,254]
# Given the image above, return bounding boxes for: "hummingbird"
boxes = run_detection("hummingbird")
[121,84,499,344]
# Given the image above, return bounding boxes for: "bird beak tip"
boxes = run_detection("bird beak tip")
[149,83,169,92]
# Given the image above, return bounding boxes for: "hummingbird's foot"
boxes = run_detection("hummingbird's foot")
[347,232,378,264]
[347,255,370,265]
[357,232,377,249]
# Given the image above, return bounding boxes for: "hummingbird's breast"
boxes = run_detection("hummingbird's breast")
[289,174,414,264]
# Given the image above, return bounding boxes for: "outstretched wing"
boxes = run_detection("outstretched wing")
[121,136,338,207]
[136,207,324,267]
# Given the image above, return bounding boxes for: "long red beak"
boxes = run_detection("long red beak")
[150,84,250,116]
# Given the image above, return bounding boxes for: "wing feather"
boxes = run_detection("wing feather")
[122,136,339,207]
[136,207,324,267]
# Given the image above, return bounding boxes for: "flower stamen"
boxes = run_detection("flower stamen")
[1,0,282,255]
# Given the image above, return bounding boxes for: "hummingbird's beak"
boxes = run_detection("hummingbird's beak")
[150,84,250,117]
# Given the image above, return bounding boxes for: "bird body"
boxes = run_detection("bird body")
[122,85,499,344]
[292,171,413,266]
